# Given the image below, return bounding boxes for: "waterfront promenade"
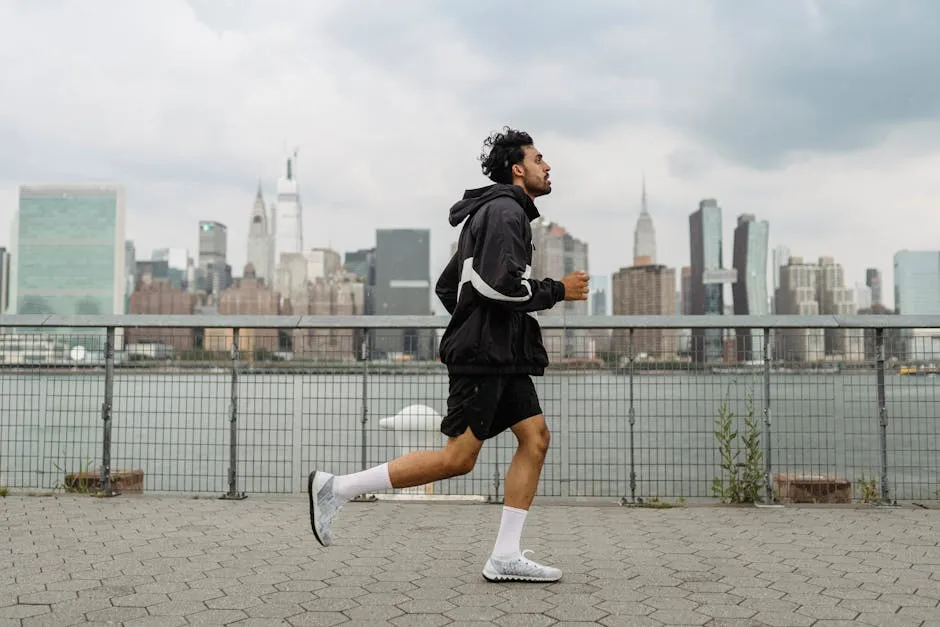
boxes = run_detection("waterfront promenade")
[3,495,940,626]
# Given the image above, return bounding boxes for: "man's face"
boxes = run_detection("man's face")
[513,145,551,198]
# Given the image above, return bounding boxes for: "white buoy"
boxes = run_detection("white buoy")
[378,404,444,495]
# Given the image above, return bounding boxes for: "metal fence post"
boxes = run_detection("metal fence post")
[353,331,376,502]
[875,328,891,504]
[99,326,116,496]
[762,328,774,504]
[624,328,637,504]
[559,376,570,498]
[360,333,369,472]
[221,328,246,500]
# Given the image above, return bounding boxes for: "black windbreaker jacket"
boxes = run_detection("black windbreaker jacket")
[435,183,566,376]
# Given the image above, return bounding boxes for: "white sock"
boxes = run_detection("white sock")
[332,463,392,501]
[492,506,528,558]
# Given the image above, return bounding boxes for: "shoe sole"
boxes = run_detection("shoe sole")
[307,471,327,547]
[482,568,561,583]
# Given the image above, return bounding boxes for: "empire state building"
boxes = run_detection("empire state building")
[633,177,656,266]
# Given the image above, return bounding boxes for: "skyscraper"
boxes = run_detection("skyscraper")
[372,229,432,358]
[680,266,692,314]
[771,245,791,313]
[0,247,10,314]
[11,184,126,317]
[246,183,274,286]
[689,199,736,363]
[775,257,824,362]
[611,264,676,359]
[866,268,883,308]
[732,214,769,361]
[124,240,136,313]
[590,275,608,316]
[344,248,376,315]
[855,283,873,311]
[894,252,940,315]
[817,256,861,359]
[152,247,192,290]
[530,218,589,359]
[633,177,656,266]
[273,150,303,270]
[198,221,229,297]
[893,251,940,359]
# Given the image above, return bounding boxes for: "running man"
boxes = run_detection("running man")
[308,127,589,583]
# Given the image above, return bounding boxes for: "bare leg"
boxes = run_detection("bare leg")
[309,426,484,547]
[503,414,551,510]
[482,414,561,582]
[388,427,484,488]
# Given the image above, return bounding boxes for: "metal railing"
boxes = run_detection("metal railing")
[0,314,938,505]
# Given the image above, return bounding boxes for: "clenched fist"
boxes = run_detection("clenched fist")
[561,271,590,301]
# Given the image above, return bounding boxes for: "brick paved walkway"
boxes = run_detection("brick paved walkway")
[2,495,940,626]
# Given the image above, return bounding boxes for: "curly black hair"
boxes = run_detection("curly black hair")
[479,126,534,184]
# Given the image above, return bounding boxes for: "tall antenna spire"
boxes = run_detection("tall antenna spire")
[641,173,648,214]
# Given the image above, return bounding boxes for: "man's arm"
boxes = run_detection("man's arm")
[435,251,459,314]
[468,203,566,312]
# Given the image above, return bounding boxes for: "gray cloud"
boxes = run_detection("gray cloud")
[324,0,940,168]
[678,0,940,167]
[0,0,938,312]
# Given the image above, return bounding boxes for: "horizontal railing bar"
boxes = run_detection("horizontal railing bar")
[0,313,935,330]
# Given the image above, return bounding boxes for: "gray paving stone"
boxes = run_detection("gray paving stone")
[345,603,405,621]
[648,608,710,625]
[495,614,556,627]
[796,603,860,620]
[169,587,224,601]
[111,592,171,607]
[244,603,304,619]
[299,597,359,612]
[546,603,607,622]
[147,599,211,616]
[287,611,353,626]
[205,594,264,610]
[837,597,903,613]
[856,612,926,626]
[750,611,816,626]
[390,615,451,626]
[695,604,757,619]
[84,606,148,622]
[123,617,188,627]
[0,603,47,621]
[445,605,506,621]
[600,618,666,627]
[186,608,250,625]
[5,496,940,626]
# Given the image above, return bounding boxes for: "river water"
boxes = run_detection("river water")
[1,371,937,501]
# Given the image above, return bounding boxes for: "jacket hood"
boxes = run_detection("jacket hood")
[448,183,540,227]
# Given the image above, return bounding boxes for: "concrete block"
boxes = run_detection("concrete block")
[773,472,852,503]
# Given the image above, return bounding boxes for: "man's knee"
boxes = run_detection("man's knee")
[443,430,482,477]
[446,451,478,477]
[516,415,551,459]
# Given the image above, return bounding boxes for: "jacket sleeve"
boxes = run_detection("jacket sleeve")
[469,202,566,312]
[435,251,459,314]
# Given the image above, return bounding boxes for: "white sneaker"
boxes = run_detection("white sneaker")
[482,550,562,583]
[308,471,341,547]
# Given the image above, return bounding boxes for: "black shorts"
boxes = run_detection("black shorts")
[440,374,543,441]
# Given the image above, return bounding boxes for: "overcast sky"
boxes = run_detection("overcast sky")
[2,0,939,312]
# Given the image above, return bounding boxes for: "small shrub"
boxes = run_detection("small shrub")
[857,475,879,504]
[712,386,764,504]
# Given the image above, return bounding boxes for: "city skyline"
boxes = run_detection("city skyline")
[2,1,939,311]
[0,173,909,318]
